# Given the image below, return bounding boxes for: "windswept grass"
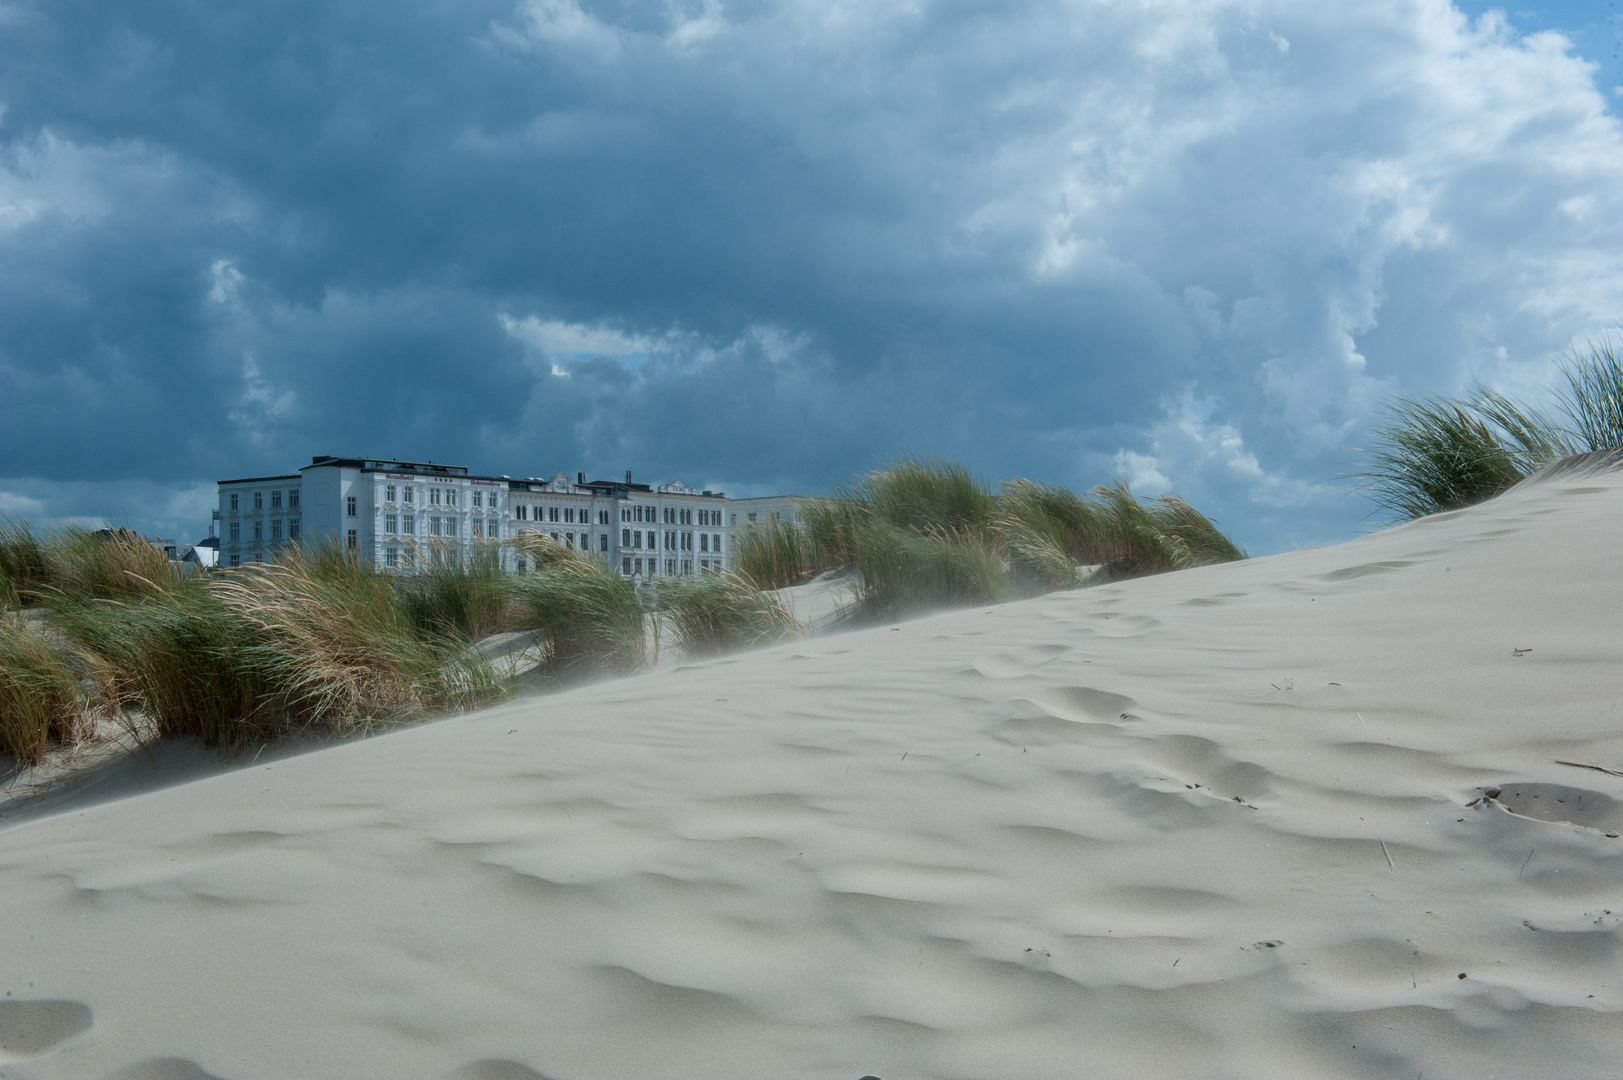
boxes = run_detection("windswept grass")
[658,571,800,657]
[1561,337,1623,453]
[45,581,275,747]
[1354,339,1623,521]
[0,617,90,765]
[41,525,180,601]
[734,518,817,590]
[0,518,49,610]
[396,540,511,641]
[220,545,501,728]
[507,553,646,677]
[851,521,1016,618]
[849,456,996,535]
[997,479,1243,582]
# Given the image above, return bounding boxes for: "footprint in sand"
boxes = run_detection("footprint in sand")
[970,644,1070,679]
[0,999,92,1062]
[1480,782,1623,833]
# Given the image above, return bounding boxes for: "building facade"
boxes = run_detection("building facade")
[216,456,733,579]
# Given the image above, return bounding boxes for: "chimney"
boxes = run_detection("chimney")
[625,470,632,484]
[578,472,585,485]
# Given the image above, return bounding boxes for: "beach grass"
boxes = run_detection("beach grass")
[1354,339,1623,521]
[734,518,817,590]
[1561,337,1623,453]
[0,616,90,765]
[45,580,277,747]
[506,552,647,677]
[658,571,801,657]
[219,545,503,730]
[396,540,511,641]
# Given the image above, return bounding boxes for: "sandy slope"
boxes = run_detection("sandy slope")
[2,462,1622,1080]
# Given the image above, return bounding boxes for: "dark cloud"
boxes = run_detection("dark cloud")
[0,0,1618,550]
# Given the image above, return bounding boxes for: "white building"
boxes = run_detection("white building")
[216,456,734,578]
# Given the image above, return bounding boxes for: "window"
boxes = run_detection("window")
[565,532,574,547]
[473,491,483,508]
[515,504,526,521]
[289,519,301,540]
[622,558,632,574]
[621,508,629,522]
[430,488,441,506]
[430,517,442,536]
[386,485,397,502]
[385,514,397,534]
[713,533,721,552]
[271,490,282,510]
[271,519,283,541]
[446,518,458,537]
[229,493,239,511]
[254,554,264,564]
[667,559,676,575]
[699,533,708,552]
[600,533,609,552]
[472,519,483,538]
[402,514,414,534]
[747,512,758,523]
[229,522,240,542]
[599,510,609,525]
[288,490,300,509]
[549,506,559,523]
[700,558,709,571]
[253,520,263,541]
[488,519,499,540]
[347,496,357,517]
[634,530,643,548]
[254,491,263,510]
[386,547,398,567]
[346,529,357,549]
[230,554,241,568]
[403,486,414,504]
[622,528,631,546]
[634,558,643,575]
[683,559,692,574]
[446,489,457,507]
[516,558,527,573]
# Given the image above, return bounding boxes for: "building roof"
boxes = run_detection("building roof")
[216,473,303,485]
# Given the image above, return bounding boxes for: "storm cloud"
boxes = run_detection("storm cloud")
[1,0,1619,551]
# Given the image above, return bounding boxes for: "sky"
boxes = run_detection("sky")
[0,0,1619,555]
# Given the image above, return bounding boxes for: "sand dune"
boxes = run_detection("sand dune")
[3,461,1622,1079]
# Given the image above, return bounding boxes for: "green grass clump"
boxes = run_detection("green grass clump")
[0,617,90,765]
[658,571,801,657]
[996,480,1243,582]
[734,518,817,590]
[851,521,1016,618]
[41,525,180,600]
[0,519,49,610]
[46,581,276,747]
[396,540,511,641]
[1560,337,1623,453]
[220,545,501,728]
[1354,338,1623,521]
[507,552,647,677]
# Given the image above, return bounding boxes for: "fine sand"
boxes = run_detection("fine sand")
[2,462,1622,1079]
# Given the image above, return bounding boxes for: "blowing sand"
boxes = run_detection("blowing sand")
[3,461,1622,1079]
